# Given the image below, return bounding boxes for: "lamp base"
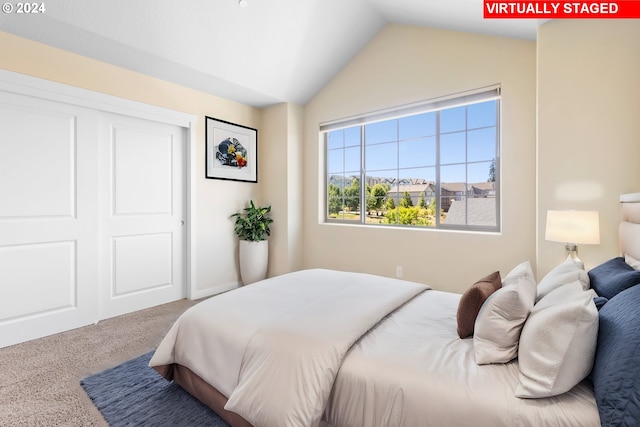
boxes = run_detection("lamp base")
[565,243,584,268]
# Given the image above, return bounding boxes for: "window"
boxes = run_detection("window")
[323,87,500,231]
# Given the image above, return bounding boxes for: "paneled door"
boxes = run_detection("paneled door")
[98,113,186,319]
[0,85,189,348]
[0,92,100,347]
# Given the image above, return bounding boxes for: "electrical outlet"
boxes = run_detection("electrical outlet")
[396,266,403,278]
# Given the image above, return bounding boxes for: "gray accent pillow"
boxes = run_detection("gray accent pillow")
[474,261,537,365]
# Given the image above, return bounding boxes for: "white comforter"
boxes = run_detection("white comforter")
[324,289,599,427]
[149,269,428,427]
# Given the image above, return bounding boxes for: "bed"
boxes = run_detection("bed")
[150,193,640,427]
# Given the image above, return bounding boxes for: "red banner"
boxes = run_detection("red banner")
[484,1,640,18]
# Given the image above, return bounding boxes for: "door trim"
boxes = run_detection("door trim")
[0,69,198,300]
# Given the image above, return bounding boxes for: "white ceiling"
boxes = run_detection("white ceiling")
[0,0,543,107]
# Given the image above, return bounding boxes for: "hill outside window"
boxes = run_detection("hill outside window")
[322,86,500,232]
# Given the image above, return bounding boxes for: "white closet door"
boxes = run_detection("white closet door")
[0,92,100,347]
[99,113,186,319]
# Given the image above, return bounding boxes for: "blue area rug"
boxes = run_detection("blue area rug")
[81,352,229,426]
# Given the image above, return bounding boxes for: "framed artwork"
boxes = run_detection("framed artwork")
[205,116,257,182]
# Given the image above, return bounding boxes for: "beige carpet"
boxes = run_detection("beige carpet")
[0,298,200,426]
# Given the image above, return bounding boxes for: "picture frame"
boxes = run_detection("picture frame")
[205,116,258,183]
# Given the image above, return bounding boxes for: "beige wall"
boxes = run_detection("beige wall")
[537,20,640,277]
[260,103,305,277]
[0,31,269,297]
[5,19,638,298]
[303,24,537,293]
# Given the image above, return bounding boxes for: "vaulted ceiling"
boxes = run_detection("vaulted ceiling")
[0,0,543,107]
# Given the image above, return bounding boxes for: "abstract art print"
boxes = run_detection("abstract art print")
[205,116,257,182]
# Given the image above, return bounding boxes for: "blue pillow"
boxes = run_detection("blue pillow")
[593,296,608,310]
[588,257,640,299]
[591,285,640,426]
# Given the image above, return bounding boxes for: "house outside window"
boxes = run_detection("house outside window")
[323,87,500,231]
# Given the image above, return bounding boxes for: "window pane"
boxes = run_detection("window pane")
[440,132,465,165]
[341,194,361,221]
[332,208,361,221]
[398,167,435,182]
[325,94,500,231]
[441,106,466,133]
[447,194,497,227]
[328,175,349,197]
[385,167,436,227]
[466,196,497,227]
[441,164,466,187]
[364,179,389,224]
[468,100,496,130]
[344,146,360,173]
[366,173,396,182]
[468,127,496,162]
[442,198,466,225]
[327,149,343,174]
[440,172,465,220]
[327,130,344,150]
[365,120,397,145]
[365,176,392,186]
[399,112,436,140]
[344,127,361,147]
[399,137,435,169]
[328,194,343,218]
[468,161,494,184]
[366,142,397,171]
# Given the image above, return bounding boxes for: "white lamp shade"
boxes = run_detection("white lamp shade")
[545,210,600,245]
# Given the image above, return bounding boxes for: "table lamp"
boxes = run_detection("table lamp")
[545,210,600,264]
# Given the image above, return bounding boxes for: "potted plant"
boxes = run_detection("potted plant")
[231,200,274,284]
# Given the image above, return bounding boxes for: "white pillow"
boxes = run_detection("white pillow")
[516,282,598,398]
[625,253,640,270]
[501,260,535,287]
[536,257,589,302]
[474,261,537,365]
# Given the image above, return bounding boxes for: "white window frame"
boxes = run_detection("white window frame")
[321,85,501,232]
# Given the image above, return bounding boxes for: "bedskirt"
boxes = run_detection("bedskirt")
[155,363,252,427]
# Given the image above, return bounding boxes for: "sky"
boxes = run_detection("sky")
[327,100,498,184]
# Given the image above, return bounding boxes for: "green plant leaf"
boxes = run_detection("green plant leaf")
[230,200,274,242]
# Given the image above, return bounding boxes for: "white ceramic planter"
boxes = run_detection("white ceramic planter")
[239,240,268,285]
